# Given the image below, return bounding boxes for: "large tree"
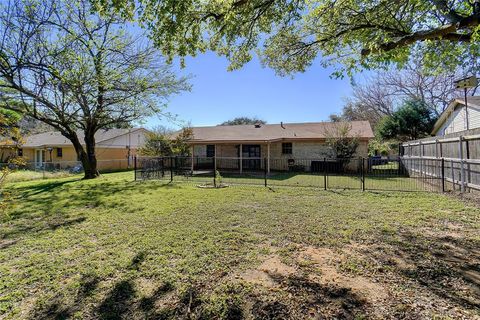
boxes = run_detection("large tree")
[95,0,480,76]
[0,0,189,178]
[331,61,473,128]
[376,100,438,141]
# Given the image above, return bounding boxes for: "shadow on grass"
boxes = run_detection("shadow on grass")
[256,273,367,319]
[31,273,100,320]
[2,179,177,242]
[370,229,480,312]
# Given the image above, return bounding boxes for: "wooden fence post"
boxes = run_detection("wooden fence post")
[441,158,445,192]
[459,136,465,193]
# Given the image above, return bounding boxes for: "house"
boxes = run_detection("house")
[184,121,374,173]
[13,128,149,171]
[432,96,480,136]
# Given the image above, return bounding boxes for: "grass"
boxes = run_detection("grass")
[1,172,479,319]
[146,171,434,191]
[5,170,77,183]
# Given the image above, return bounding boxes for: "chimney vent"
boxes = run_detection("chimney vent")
[280,122,285,129]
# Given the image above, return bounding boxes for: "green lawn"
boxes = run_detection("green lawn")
[1,172,479,319]
[5,170,77,183]
[149,171,435,191]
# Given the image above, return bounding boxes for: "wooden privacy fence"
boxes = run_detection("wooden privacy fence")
[402,133,480,192]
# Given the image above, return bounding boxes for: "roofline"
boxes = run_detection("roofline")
[187,137,373,144]
[22,127,150,148]
[96,127,150,143]
[188,120,371,129]
[432,98,480,134]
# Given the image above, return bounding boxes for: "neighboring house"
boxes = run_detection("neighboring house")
[184,121,374,172]
[12,128,148,171]
[433,96,480,136]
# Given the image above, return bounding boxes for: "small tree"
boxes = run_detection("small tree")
[139,127,193,157]
[376,100,437,141]
[220,117,266,126]
[324,123,359,168]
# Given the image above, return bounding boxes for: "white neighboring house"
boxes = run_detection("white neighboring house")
[432,96,480,136]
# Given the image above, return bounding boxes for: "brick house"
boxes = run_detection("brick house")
[185,121,374,173]
[12,128,149,171]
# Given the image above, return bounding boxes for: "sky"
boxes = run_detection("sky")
[147,52,355,129]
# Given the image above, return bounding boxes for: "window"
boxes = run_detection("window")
[282,142,292,155]
[56,148,63,157]
[206,145,215,157]
[18,148,23,157]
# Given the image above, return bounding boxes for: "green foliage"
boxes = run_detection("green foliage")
[0,109,24,216]
[368,139,398,157]
[214,170,223,187]
[94,0,480,76]
[376,100,438,141]
[139,127,193,157]
[0,0,189,178]
[324,123,359,161]
[220,117,266,126]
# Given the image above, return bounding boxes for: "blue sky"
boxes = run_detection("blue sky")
[147,52,355,129]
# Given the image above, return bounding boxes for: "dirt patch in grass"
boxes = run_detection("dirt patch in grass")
[2,174,480,319]
[240,255,296,287]
[298,246,388,303]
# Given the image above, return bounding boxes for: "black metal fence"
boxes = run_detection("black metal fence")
[133,156,458,192]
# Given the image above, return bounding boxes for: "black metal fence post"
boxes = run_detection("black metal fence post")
[324,157,327,190]
[213,155,217,187]
[361,158,365,191]
[134,156,137,181]
[170,156,174,182]
[441,157,445,192]
[264,158,268,187]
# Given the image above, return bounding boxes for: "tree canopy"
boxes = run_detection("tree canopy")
[0,0,189,178]
[330,61,467,129]
[376,100,438,141]
[95,0,480,76]
[220,117,266,126]
[139,127,193,157]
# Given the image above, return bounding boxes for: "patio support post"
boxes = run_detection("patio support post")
[239,144,243,174]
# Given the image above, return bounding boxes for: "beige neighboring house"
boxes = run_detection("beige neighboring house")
[14,128,148,171]
[186,121,374,172]
[433,96,480,136]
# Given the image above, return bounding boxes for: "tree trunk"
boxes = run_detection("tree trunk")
[83,130,100,179]
[69,131,100,179]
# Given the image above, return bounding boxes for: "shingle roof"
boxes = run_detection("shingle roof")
[23,128,145,147]
[186,121,374,143]
[432,96,480,134]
